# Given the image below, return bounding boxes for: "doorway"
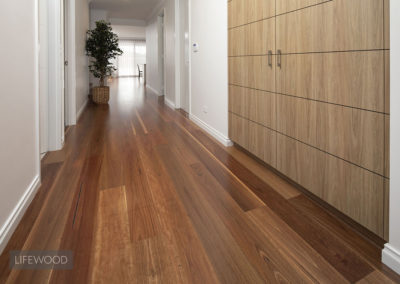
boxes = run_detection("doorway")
[39,0,74,154]
[158,12,165,96]
[39,0,49,158]
[63,0,68,134]
[180,0,190,113]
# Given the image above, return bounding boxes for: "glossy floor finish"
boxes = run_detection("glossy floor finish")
[0,78,399,283]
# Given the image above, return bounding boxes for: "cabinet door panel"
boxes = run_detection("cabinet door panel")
[276,0,329,15]
[277,134,325,197]
[228,0,246,28]
[316,103,385,176]
[384,0,390,49]
[385,115,390,178]
[277,95,385,175]
[276,51,385,112]
[229,85,248,118]
[229,18,275,56]
[385,51,390,114]
[248,0,275,23]
[277,134,385,237]
[248,121,277,167]
[248,89,276,129]
[248,18,275,55]
[229,0,275,28]
[229,56,275,92]
[248,56,275,91]
[277,95,317,146]
[276,0,383,53]
[229,113,249,148]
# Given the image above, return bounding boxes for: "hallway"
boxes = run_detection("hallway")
[0,78,398,283]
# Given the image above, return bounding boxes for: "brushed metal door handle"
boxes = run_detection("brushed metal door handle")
[277,50,282,68]
[268,50,272,67]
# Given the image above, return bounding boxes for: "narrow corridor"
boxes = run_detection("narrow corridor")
[0,78,399,283]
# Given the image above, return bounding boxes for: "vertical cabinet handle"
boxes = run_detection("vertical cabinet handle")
[268,50,272,67]
[277,50,282,68]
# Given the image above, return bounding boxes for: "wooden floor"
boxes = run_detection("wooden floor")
[1,78,399,283]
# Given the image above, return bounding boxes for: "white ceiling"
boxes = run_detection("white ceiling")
[90,0,162,21]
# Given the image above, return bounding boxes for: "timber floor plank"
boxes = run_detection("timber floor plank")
[0,78,399,283]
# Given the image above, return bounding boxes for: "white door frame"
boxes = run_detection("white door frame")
[65,0,77,126]
[179,0,190,113]
[158,10,166,96]
[47,0,77,151]
[174,0,181,109]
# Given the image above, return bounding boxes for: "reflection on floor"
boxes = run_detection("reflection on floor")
[0,78,399,283]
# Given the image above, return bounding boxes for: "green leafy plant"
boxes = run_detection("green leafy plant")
[85,21,123,86]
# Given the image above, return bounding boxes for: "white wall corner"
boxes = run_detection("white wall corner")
[146,84,160,96]
[383,244,400,275]
[189,114,233,147]
[0,175,41,254]
[385,0,400,277]
[165,97,177,109]
[76,98,88,122]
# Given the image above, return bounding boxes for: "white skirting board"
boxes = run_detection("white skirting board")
[164,97,176,110]
[146,85,160,96]
[76,99,88,122]
[382,244,400,275]
[189,114,233,147]
[0,175,41,254]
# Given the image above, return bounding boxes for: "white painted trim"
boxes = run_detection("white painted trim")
[188,0,192,115]
[174,0,181,109]
[76,98,88,121]
[146,84,160,96]
[0,175,41,254]
[66,0,77,126]
[147,0,166,24]
[383,244,400,275]
[189,114,233,147]
[34,0,41,178]
[48,0,64,151]
[165,97,177,109]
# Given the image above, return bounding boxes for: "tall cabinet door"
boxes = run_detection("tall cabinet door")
[275,0,386,237]
[228,0,276,152]
[276,0,383,53]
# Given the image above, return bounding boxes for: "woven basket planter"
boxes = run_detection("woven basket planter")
[92,86,110,104]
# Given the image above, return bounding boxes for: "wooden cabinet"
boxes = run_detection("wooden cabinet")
[316,103,385,175]
[228,0,389,239]
[229,18,275,56]
[276,0,329,15]
[276,51,385,112]
[277,95,317,146]
[229,56,275,92]
[248,121,277,167]
[276,0,383,53]
[229,113,249,149]
[229,85,276,129]
[228,0,275,28]
[277,134,385,237]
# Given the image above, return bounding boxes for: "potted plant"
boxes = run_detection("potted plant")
[86,21,122,104]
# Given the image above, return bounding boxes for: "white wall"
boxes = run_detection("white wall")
[189,0,230,145]
[146,0,176,101]
[75,0,90,114]
[112,25,146,40]
[39,0,49,154]
[146,19,160,94]
[0,0,40,253]
[90,9,108,29]
[383,0,400,275]
[179,0,189,112]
